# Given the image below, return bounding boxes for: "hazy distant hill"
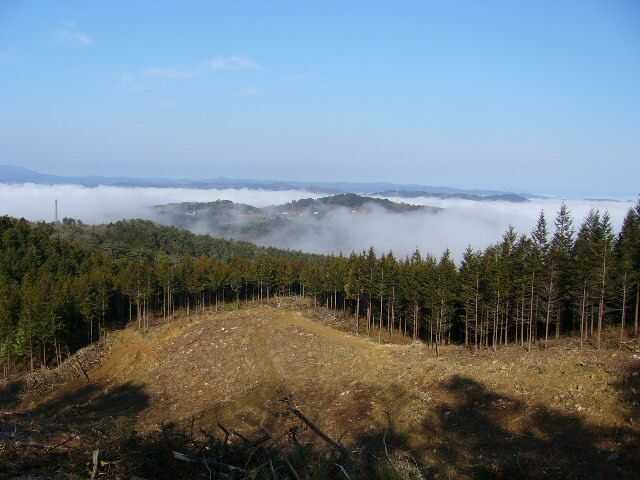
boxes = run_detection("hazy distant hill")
[153,194,441,244]
[268,193,439,215]
[0,164,528,198]
[154,200,288,239]
[374,190,529,203]
[0,165,148,188]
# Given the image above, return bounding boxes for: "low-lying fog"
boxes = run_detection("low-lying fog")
[0,183,320,220]
[1,183,635,261]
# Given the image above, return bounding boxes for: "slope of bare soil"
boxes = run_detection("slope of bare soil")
[2,302,639,479]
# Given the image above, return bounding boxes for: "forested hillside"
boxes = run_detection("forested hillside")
[269,193,437,214]
[55,218,299,260]
[152,193,441,246]
[1,199,639,375]
[0,218,313,374]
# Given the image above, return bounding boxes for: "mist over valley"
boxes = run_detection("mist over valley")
[0,178,634,260]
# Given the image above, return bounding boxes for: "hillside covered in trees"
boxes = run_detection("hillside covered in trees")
[152,193,441,245]
[1,198,639,375]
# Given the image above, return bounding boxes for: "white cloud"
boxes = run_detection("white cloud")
[119,55,259,88]
[143,67,194,80]
[205,55,259,71]
[0,184,318,224]
[368,195,635,260]
[55,23,93,47]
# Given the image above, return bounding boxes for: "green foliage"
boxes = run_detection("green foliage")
[1,203,639,373]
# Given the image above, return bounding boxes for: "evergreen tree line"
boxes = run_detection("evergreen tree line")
[1,200,639,374]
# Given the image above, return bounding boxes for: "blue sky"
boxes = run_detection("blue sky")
[0,1,638,196]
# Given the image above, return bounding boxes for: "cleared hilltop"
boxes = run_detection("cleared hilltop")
[2,301,639,479]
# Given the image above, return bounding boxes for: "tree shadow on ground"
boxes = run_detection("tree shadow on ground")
[30,382,150,428]
[2,375,639,479]
[0,381,150,478]
[0,378,24,409]
[612,354,640,420]
[409,375,640,479]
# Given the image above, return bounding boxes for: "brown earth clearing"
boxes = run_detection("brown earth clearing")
[1,300,639,479]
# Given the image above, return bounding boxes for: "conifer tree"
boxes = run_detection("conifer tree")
[459,246,481,349]
[550,203,574,336]
[615,203,639,339]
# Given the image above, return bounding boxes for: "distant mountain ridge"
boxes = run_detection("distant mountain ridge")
[0,164,529,199]
[374,190,529,203]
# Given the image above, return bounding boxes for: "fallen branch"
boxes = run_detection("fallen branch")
[74,359,90,382]
[172,450,247,474]
[335,463,352,479]
[382,428,400,475]
[243,431,273,469]
[284,456,301,480]
[0,410,27,416]
[172,450,198,463]
[202,457,212,480]
[45,434,77,452]
[217,422,230,446]
[0,431,75,452]
[230,428,250,443]
[286,404,349,457]
[90,449,100,480]
[12,440,54,449]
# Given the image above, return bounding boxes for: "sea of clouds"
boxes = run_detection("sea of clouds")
[0,183,635,261]
[0,183,320,222]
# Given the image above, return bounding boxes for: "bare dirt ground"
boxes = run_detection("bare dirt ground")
[2,301,639,479]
